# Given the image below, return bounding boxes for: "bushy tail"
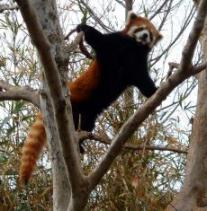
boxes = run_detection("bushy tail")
[19,113,46,185]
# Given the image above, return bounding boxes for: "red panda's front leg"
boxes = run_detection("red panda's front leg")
[135,72,157,98]
[76,24,104,51]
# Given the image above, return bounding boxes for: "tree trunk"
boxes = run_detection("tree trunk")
[40,96,71,211]
[31,0,72,210]
[166,13,207,211]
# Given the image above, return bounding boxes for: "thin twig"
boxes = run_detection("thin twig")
[78,131,187,154]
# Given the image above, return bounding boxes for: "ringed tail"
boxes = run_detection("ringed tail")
[19,113,46,185]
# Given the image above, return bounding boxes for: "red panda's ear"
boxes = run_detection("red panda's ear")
[157,33,163,41]
[126,11,138,24]
[154,33,163,45]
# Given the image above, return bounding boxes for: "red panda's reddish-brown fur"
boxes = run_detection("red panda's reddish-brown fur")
[19,113,46,184]
[19,13,162,184]
[69,61,100,103]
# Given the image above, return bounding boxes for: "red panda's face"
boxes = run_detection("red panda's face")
[124,12,163,48]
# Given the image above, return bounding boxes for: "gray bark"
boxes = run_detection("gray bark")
[21,0,72,210]
[40,95,71,211]
[166,2,207,211]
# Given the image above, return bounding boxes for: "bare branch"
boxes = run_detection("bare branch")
[168,62,207,76]
[150,0,170,20]
[179,0,207,71]
[114,0,125,8]
[124,0,133,11]
[152,6,195,67]
[0,80,40,107]
[192,62,207,74]
[78,0,112,32]
[88,0,207,191]
[78,131,187,154]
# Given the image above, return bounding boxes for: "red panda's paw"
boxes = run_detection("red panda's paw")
[76,24,90,33]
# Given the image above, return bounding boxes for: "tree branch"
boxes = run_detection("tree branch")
[168,62,207,77]
[78,0,113,32]
[88,0,207,191]
[179,0,207,72]
[78,131,187,154]
[15,0,85,195]
[0,80,40,107]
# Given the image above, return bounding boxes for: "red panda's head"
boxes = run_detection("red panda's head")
[123,11,163,48]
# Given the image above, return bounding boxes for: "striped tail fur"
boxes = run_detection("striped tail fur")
[19,113,46,185]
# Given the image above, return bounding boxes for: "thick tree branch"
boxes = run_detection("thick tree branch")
[179,0,207,72]
[0,80,40,107]
[15,0,85,195]
[88,0,207,191]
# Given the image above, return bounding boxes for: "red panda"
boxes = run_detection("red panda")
[19,12,162,184]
